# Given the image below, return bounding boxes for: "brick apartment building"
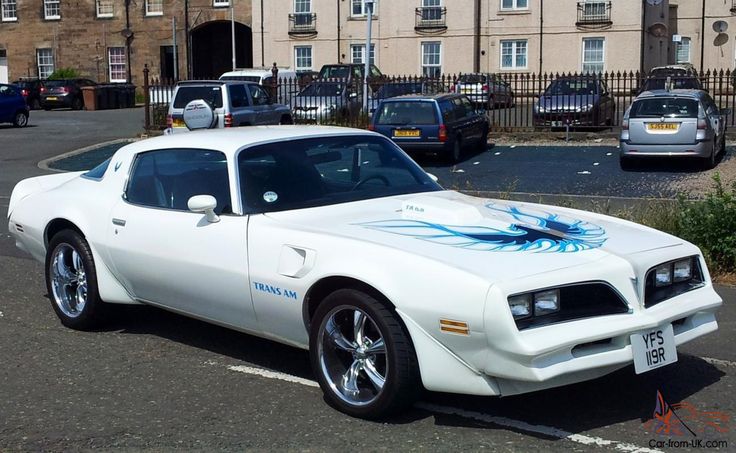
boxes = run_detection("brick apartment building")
[254,0,736,77]
[0,0,253,87]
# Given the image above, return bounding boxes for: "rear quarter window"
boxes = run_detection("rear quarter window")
[375,101,438,125]
[630,98,699,118]
[173,86,224,109]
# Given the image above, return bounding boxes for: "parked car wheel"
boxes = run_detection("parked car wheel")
[30,99,41,110]
[720,134,727,155]
[45,229,108,330]
[309,289,420,419]
[702,142,717,170]
[12,111,28,128]
[279,115,294,125]
[478,126,489,151]
[447,137,462,164]
[619,155,637,171]
[72,97,84,111]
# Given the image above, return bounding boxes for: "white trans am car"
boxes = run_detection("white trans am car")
[8,127,722,418]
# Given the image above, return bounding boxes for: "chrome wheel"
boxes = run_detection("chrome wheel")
[317,306,387,407]
[13,113,27,127]
[49,244,88,318]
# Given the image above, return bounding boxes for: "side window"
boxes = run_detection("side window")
[352,66,362,81]
[452,98,467,119]
[248,85,270,106]
[439,100,455,123]
[460,97,475,117]
[229,84,249,108]
[126,149,232,214]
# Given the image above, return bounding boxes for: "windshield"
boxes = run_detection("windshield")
[173,86,224,108]
[319,66,353,79]
[641,77,702,91]
[376,83,423,99]
[374,101,438,125]
[298,82,344,97]
[630,98,699,118]
[44,80,68,88]
[545,79,598,96]
[238,135,441,213]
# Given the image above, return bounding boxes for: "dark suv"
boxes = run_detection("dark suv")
[370,93,489,163]
[12,79,45,110]
[41,78,96,110]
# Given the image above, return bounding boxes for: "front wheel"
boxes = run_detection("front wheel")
[13,112,28,128]
[45,230,108,330]
[309,289,420,419]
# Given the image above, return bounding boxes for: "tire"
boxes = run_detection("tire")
[446,137,462,164]
[12,112,28,128]
[279,115,294,125]
[31,99,41,110]
[720,134,727,155]
[72,97,83,111]
[309,289,420,419]
[45,229,108,330]
[701,142,717,170]
[620,155,636,171]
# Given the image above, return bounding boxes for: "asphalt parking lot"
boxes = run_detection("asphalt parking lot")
[1,109,734,451]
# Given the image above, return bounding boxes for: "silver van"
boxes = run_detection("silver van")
[167,81,293,134]
[220,68,299,103]
[620,89,730,170]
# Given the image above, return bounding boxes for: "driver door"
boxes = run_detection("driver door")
[105,148,259,332]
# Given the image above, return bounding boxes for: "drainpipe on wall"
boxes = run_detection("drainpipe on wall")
[473,0,481,72]
[699,0,705,72]
[261,0,265,67]
[185,0,192,78]
[639,0,645,74]
[538,0,543,74]
[337,0,341,63]
[125,0,132,83]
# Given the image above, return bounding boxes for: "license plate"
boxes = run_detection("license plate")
[631,324,677,374]
[172,118,185,128]
[647,123,679,131]
[393,129,420,137]
[461,88,474,94]
[551,121,563,127]
[46,96,58,101]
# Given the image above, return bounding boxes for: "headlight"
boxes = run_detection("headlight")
[644,256,704,308]
[508,294,532,319]
[534,289,560,316]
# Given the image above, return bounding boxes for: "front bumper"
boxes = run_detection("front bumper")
[534,111,599,127]
[620,140,712,158]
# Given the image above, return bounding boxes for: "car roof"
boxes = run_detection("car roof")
[221,68,295,76]
[118,126,378,159]
[380,93,458,102]
[634,89,706,99]
[176,80,259,86]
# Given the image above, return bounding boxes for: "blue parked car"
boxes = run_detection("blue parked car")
[0,83,29,127]
[370,93,489,163]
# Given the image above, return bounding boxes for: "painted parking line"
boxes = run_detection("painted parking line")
[222,363,662,453]
[702,357,736,368]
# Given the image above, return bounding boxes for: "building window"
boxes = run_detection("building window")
[500,0,528,10]
[675,37,691,64]
[96,0,113,18]
[500,40,527,69]
[213,0,230,7]
[37,49,54,79]
[295,0,311,12]
[44,0,61,19]
[1,0,17,21]
[351,0,377,17]
[350,44,376,65]
[295,46,313,71]
[582,37,605,73]
[421,41,441,78]
[146,0,163,16]
[108,47,127,83]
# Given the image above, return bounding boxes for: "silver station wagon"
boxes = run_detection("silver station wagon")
[620,89,730,170]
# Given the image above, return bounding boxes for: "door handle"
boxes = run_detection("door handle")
[112,218,126,227]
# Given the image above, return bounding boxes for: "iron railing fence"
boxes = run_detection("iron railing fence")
[289,13,317,35]
[143,68,736,132]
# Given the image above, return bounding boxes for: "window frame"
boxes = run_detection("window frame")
[145,0,164,17]
[675,37,691,64]
[581,37,605,74]
[96,0,114,18]
[1,0,17,22]
[37,48,55,79]
[44,0,61,20]
[500,0,528,11]
[499,39,527,70]
[213,0,230,7]
[294,45,313,71]
[350,43,376,65]
[421,41,442,78]
[350,0,378,18]
[108,47,127,83]
[294,0,311,13]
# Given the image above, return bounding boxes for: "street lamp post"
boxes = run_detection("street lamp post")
[231,1,237,71]
[363,0,374,113]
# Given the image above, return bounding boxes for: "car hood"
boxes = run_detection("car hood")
[537,94,600,111]
[264,191,684,283]
[291,96,341,109]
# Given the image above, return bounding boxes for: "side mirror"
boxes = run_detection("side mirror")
[426,172,439,183]
[188,195,220,223]
[721,108,732,116]
[349,92,358,99]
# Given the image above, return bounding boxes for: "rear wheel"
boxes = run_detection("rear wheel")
[12,112,28,128]
[279,115,294,125]
[309,289,420,419]
[72,97,83,111]
[619,155,636,171]
[45,230,108,330]
[701,142,717,170]
[478,126,489,151]
[446,137,462,164]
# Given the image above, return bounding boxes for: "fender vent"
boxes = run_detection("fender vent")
[14,224,24,233]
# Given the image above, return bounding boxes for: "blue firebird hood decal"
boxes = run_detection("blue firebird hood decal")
[358,203,607,253]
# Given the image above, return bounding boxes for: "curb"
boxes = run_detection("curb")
[38,138,138,173]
